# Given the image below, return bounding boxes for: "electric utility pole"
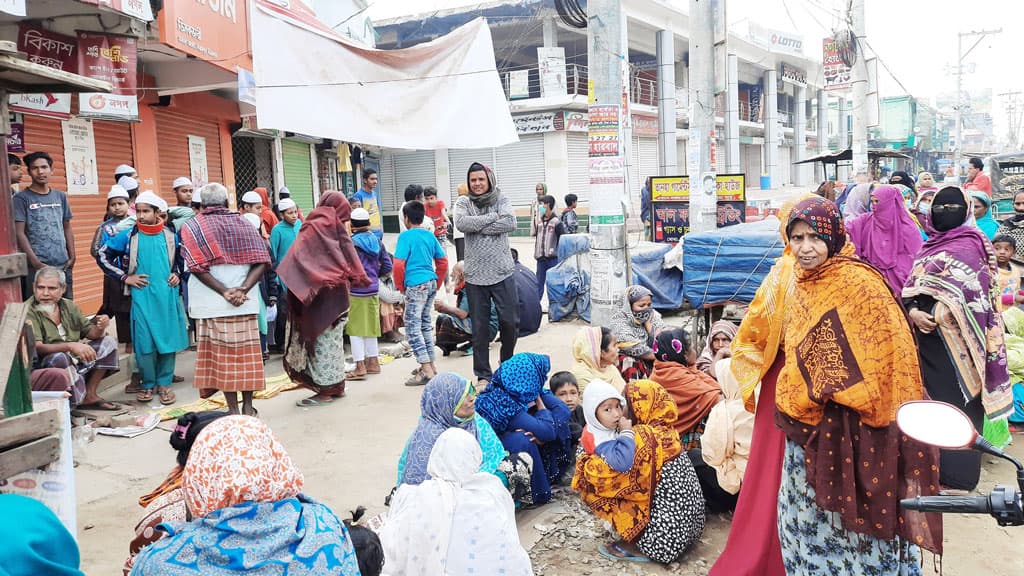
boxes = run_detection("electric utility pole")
[688,0,716,232]
[587,0,629,326]
[848,0,869,178]
[999,90,1022,151]
[955,29,1001,175]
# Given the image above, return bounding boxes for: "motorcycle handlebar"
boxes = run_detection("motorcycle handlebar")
[900,495,991,514]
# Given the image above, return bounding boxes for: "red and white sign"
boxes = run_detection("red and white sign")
[823,37,852,92]
[9,93,72,119]
[76,32,139,121]
[17,24,77,72]
[77,0,153,21]
[632,114,659,137]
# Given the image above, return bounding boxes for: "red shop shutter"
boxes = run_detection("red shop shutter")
[153,109,223,196]
[21,115,133,314]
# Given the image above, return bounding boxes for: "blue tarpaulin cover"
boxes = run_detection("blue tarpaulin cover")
[682,218,785,309]
[548,233,592,322]
[630,243,684,309]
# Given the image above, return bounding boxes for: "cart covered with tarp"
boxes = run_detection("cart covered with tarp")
[682,218,785,309]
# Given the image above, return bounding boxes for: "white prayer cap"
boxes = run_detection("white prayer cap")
[172,177,193,189]
[107,185,129,201]
[115,164,136,176]
[191,188,203,204]
[351,207,370,221]
[242,212,261,229]
[278,198,297,211]
[241,190,262,205]
[118,176,138,190]
[135,190,168,212]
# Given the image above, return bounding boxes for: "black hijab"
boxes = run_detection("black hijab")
[930,186,969,232]
[890,171,916,193]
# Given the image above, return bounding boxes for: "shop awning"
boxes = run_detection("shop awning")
[0,43,112,93]
[251,0,518,150]
[793,148,912,165]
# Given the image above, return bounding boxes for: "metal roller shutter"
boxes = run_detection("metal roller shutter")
[448,148,493,195]
[379,150,396,208]
[494,134,545,207]
[282,140,314,214]
[389,150,436,212]
[22,115,134,314]
[567,132,589,202]
[154,109,223,199]
[627,136,658,217]
[743,144,762,187]
[715,139,727,174]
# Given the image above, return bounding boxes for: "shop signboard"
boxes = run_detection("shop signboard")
[189,135,210,188]
[748,23,804,57]
[159,0,250,72]
[61,117,99,196]
[77,32,139,121]
[780,62,807,86]
[823,37,851,91]
[17,24,77,72]
[77,0,153,21]
[513,112,559,134]
[564,111,588,132]
[651,174,746,242]
[632,114,659,137]
[7,113,24,153]
[9,93,72,119]
[588,105,619,157]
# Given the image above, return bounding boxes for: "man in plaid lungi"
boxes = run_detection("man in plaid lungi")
[180,183,271,416]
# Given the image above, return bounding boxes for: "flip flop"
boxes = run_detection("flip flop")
[405,372,430,387]
[172,374,185,383]
[156,387,176,405]
[296,396,335,407]
[77,400,122,411]
[136,389,154,403]
[596,543,651,563]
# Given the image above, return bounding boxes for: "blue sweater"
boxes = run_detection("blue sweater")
[594,434,636,473]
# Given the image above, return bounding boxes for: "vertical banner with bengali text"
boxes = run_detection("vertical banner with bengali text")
[189,136,209,188]
[77,32,139,121]
[61,118,99,195]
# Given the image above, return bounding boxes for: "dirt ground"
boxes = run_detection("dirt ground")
[72,237,1023,575]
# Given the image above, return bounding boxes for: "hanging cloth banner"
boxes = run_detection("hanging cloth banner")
[77,31,139,121]
[252,1,518,149]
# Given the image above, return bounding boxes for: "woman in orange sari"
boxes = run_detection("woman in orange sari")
[775,196,941,574]
[574,379,704,564]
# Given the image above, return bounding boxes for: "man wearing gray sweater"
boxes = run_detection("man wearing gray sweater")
[453,162,519,384]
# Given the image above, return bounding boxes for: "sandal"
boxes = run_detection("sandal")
[296,396,336,407]
[136,389,154,402]
[156,386,176,405]
[172,374,185,383]
[405,371,430,387]
[346,369,367,380]
[597,542,650,563]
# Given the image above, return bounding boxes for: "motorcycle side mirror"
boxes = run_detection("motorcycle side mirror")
[896,400,977,449]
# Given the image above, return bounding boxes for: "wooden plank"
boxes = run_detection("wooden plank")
[0,301,29,409]
[0,409,60,451]
[0,436,60,480]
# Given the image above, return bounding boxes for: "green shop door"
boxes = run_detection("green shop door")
[282,139,314,214]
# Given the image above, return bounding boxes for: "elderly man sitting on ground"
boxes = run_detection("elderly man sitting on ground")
[26,266,120,410]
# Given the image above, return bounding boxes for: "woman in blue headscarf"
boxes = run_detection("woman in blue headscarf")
[396,372,505,486]
[0,494,83,576]
[971,189,999,240]
[475,352,573,506]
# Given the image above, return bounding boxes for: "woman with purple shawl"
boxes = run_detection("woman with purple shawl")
[903,185,1014,491]
[846,185,923,294]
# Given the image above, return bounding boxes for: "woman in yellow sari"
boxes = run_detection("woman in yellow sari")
[574,379,704,564]
[775,196,942,574]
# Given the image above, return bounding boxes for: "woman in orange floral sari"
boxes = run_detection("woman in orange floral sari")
[775,196,942,575]
[573,379,705,564]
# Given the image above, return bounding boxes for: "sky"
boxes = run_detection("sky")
[362,0,1024,134]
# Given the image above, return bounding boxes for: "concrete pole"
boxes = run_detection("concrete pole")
[656,30,678,176]
[817,89,828,181]
[688,0,716,232]
[586,0,629,326]
[794,84,807,186]
[849,0,869,177]
[725,53,741,174]
[838,97,849,180]
[764,69,779,190]
[543,16,558,48]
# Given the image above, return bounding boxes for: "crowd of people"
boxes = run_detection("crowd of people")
[9,150,1024,575]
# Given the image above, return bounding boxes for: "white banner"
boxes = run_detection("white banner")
[188,135,209,188]
[252,6,517,149]
[538,46,567,98]
[78,93,139,121]
[61,117,99,195]
[748,23,804,57]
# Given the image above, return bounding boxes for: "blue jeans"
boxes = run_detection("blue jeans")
[535,257,556,300]
[404,280,437,364]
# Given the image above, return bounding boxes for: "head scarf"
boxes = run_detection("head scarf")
[788,196,847,258]
[278,191,370,346]
[930,185,972,232]
[905,186,1013,420]
[467,162,500,208]
[841,183,873,220]
[254,187,279,235]
[570,326,626,391]
[730,193,813,411]
[183,416,303,518]
[610,285,664,357]
[475,353,550,434]
[383,429,532,576]
[400,373,479,485]
[536,182,547,196]
[0,494,82,576]
[695,320,738,373]
[971,190,999,240]
[653,326,692,365]
[649,327,722,436]
[776,223,943,554]
[580,378,628,448]
[845,184,924,293]
[889,170,916,193]
[573,379,682,542]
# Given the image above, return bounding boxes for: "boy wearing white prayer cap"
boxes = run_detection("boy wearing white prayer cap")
[114,164,136,182]
[171,177,194,208]
[97,189,188,406]
[267,196,303,353]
